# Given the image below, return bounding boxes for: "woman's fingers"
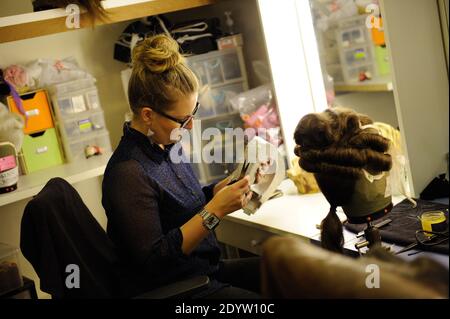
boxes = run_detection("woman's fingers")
[233,175,249,188]
[243,191,253,206]
[239,193,246,205]
[222,175,233,184]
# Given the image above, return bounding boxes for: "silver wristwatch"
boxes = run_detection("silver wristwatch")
[198,209,220,231]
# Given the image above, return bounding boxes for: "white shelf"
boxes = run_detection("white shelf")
[334,76,393,93]
[0,152,112,207]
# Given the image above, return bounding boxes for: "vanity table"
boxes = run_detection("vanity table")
[215,178,449,269]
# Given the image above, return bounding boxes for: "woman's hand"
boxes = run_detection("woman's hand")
[215,160,266,195]
[213,175,232,195]
[205,176,252,218]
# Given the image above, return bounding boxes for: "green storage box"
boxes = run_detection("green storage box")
[21,128,64,173]
[375,46,390,76]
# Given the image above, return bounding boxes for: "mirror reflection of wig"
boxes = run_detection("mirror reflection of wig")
[294,107,392,253]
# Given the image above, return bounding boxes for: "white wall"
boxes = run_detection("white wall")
[382,0,449,196]
[335,92,399,128]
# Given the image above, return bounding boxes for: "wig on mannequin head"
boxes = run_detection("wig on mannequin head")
[294,107,393,253]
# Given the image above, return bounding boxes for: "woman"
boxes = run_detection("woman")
[102,34,260,298]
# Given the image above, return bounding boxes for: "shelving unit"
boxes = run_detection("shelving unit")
[0,152,111,207]
[334,76,393,93]
[0,0,215,43]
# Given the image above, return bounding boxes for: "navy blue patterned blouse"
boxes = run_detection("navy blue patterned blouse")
[102,122,224,296]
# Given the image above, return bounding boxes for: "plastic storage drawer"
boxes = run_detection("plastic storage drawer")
[210,82,246,115]
[64,131,112,162]
[21,128,64,173]
[198,82,247,118]
[198,112,243,132]
[51,87,101,118]
[0,243,23,296]
[60,111,107,139]
[344,64,376,82]
[186,47,247,87]
[7,90,54,134]
[342,46,373,67]
[48,77,96,96]
[337,26,369,48]
[337,14,368,30]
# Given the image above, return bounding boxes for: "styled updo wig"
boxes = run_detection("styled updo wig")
[294,107,392,252]
[128,34,199,115]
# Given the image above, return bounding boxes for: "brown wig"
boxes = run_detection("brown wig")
[33,0,108,21]
[294,107,392,252]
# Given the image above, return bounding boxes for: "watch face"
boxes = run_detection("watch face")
[205,215,220,230]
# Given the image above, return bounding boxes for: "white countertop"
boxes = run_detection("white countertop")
[0,152,111,207]
[226,178,404,241]
[224,179,448,268]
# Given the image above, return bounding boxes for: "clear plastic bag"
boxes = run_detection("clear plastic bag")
[2,65,34,93]
[230,83,273,114]
[372,122,416,206]
[229,84,282,146]
[313,0,359,32]
[26,57,94,89]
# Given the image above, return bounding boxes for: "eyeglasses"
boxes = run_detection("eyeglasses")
[151,102,199,129]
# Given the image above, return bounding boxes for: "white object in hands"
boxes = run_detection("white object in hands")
[229,136,285,215]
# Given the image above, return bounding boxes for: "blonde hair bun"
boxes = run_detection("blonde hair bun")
[132,34,183,74]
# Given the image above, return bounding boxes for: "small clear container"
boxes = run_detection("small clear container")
[85,89,101,110]
[51,86,101,117]
[344,46,372,66]
[61,111,106,139]
[49,77,96,96]
[200,112,243,132]
[186,47,246,86]
[345,64,376,82]
[65,131,112,162]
